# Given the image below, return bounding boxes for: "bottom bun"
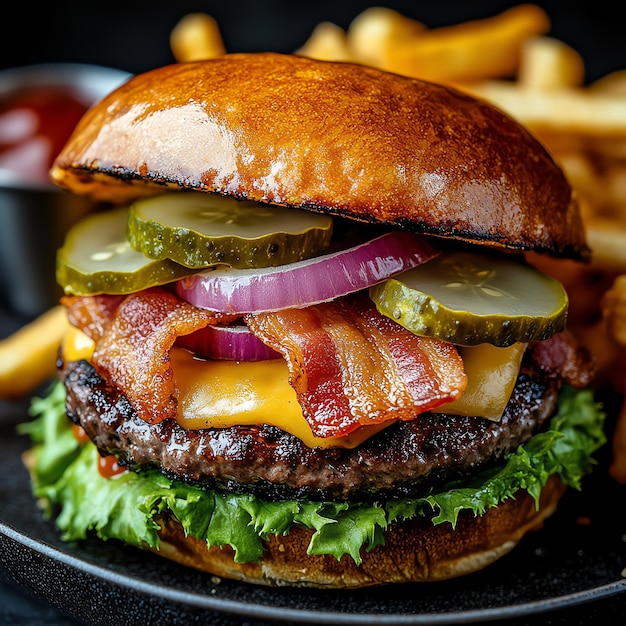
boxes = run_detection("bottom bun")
[148,475,566,588]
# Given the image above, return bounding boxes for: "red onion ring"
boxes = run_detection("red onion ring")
[175,231,437,314]
[177,324,280,361]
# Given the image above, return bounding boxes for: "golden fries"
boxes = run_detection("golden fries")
[602,274,626,347]
[346,7,425,69]
[584,220,626,271]
[295,21,352,62]
[465,81,626,137]
[518,36,585,90]
[296,5,549,83]
[0,306,68,399]
[382,4,550,83]
[170,12,225,62]
[591,70,626,96]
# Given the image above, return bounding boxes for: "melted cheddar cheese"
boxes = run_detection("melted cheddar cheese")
[61,325,525,447]
[61,325,386,448]
[442,342,526,421]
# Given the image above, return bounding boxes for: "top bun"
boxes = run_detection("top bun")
[51,52,588,260]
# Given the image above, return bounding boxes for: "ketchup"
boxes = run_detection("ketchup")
[72,424,127,478]
[97,454,128,479]
[71,423,90,445]
[0,85,88,186]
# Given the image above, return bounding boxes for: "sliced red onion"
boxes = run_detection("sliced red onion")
[175,231,437,314]
[177,324,280,361]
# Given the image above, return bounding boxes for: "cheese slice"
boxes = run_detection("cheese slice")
[61,325,385,448]
[62,324,97,362]
[171,347,391,448]
[61,325,525,448]
[439,342,526,421]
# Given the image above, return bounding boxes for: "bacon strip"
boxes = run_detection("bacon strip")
[529,329,596,389]
[62,289,233,423]
[245,295,467,438]
[62,294,125,341]
[63,290,467,435]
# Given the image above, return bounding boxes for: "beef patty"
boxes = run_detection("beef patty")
[61,354,560,502]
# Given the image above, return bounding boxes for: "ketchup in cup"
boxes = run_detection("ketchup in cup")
[0,64,130,317]
[0,84,88,186]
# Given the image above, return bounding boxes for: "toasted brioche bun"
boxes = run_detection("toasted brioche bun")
[50,52,588,260]
[149,475,566,588]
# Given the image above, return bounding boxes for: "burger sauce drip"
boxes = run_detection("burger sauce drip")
[97,454,127,478]
[72,424,126,478]
[72,423,90,444]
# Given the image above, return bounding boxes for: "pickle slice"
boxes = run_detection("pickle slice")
[127,193,334,269]
[57,208,199,295]
[369,250,568,347]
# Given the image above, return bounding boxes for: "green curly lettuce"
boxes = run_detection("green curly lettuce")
[20,382,606,565]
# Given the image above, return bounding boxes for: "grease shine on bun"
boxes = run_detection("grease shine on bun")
[51,52,588,259]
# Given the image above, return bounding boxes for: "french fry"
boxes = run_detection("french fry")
[555,152,599,196]
[548,148,626,231]
[518,36,585,89]
[584,219,626,271]
[295,21,352,62]
[346,7,425,69]
[602,274,626,346]
[604,165,626,217]
[0,305,68,399]
[170,12,226,63]
[465,81,626,137]
[384,4,550,83]
[590,69,626,95]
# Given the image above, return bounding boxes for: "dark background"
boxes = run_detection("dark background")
[2,1,625,84]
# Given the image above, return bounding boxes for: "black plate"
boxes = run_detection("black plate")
[1,397,626,626]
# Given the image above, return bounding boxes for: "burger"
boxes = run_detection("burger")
[23,52,605,588]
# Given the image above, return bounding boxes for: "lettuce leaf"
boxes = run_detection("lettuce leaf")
[22,382,606,564]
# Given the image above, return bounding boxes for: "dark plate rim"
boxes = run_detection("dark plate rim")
[2,517,626,625]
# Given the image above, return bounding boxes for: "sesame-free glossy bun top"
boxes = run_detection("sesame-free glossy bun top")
[50,52,588,260]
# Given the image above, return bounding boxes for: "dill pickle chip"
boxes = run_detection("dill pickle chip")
[57,208,199,295]
[369,250,568,347]
[127,193,334,269]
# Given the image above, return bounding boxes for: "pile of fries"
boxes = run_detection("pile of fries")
[171,5,626,480]
[3,5,626,480]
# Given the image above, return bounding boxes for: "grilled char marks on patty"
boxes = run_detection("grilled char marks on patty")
[61,356,559,501]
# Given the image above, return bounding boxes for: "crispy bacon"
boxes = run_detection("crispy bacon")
[245,295,467,438]
[529,330,596,389]
[63,290,466,435]
[62,294,125,340]
[62,289,233,423]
